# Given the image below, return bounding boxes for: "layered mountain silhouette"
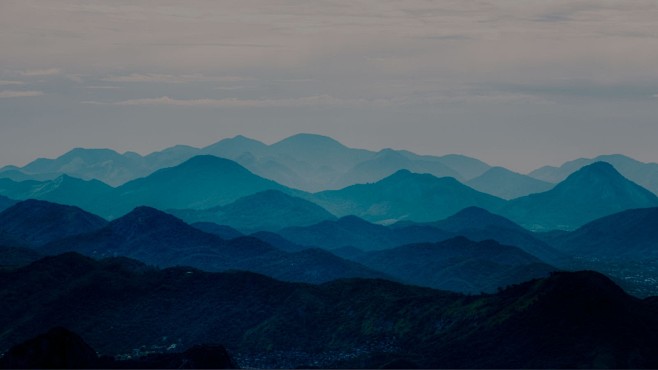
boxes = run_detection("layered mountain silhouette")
[311,170,505,223]
[423,207,566,264]
[351,237,556,293]
[1,254,657,368]
[549,207,658,259]
[170,190,335,233]
[466,166,554,199]
[0,200,107,247]
[332,149,462,188]
[278,215,453,251]
[0,175,114,214]
[502,162,658,230]
[102,155,293,218]
[1,134,495,193]
[530,154,658,195]
[40,206,386,284]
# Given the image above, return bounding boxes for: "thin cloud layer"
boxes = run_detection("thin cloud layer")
[0,90,44,98]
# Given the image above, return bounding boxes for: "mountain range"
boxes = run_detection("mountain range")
[530,154,658,194]
[501,162,658,230]
[170,190,336,233]
[311,169,506,223]
[1,253,657,368]
[39,206,386,284]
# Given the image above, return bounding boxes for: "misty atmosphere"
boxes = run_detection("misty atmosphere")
[2,1,658,369]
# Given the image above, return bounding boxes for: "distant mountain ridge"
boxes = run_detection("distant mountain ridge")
[502,162,658,230]
[529,154,658,195]
[1,133,492,192]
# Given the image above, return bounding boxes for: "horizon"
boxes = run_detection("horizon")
[0,131,649,175]
[2,1,657,173]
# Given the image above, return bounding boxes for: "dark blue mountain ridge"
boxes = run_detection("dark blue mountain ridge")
[352,236,557,293]
[0,195,17,213]
[169,189,335,233]
[425,206,566,264]
[502,161,658,231]
[278,214,454,251]
[549,207,658,258]
[0,199,107,247]
[40,206,387,284]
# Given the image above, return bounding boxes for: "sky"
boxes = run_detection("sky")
[1,0,657,173]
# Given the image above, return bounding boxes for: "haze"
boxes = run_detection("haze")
[1,0,657,172]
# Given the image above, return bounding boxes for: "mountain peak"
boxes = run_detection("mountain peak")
[272,133,347,150]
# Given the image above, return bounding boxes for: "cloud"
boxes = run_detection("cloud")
[0,80,25,86]
[19,68,61,77]
[100,73,246,83]
[0,90,44,98]
[84,85,121,89]
[85,95,363,108]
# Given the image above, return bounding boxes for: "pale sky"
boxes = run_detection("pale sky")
[1,0,657,172]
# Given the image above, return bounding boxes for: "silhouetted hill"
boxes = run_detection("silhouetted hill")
[466,166,554,199]
[353,237,556,293]
[312,170,505,223]
[0,327,237,369]
[279,215,453,251]
[0,200,107,247]
[502,162,658,230]
[40,207,384,284]
[105,156,291,219]
[171,190,335,233]
[549,207,658,259]
[0,247,41,268]
[0,195,16,213]
[425,207,566,264]
[529,154,658,195]
[542,207,658,297]
[333,149,462,189]
[1,254,657,368]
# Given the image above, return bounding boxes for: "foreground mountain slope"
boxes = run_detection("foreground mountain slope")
[352,237,556,293]
[466,166,554,199]
[312,170,505,223]
[171,190,335,233]
[40,207,385,284]
[502,162,658,230]
[0,254,656,368]
[0,200,107,247]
